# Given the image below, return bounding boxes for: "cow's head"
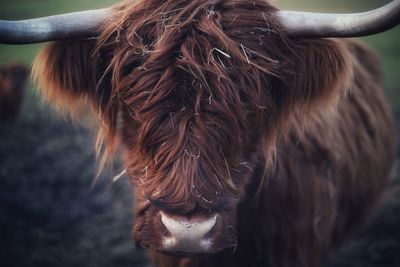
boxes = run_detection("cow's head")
[2,0,396,257]
[0,62,28,122]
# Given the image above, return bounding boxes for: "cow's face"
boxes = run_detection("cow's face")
[118,63,266,255]
[32,0,352,257]
[122,122,257,255]
[95,0,285,256]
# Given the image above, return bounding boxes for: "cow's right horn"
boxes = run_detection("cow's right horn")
[0,8,112,44]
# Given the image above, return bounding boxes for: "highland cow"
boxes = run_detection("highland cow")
[1,0,398,266]
[0,62,27,123]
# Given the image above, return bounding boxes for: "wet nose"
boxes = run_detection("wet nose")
[160,212,218,254]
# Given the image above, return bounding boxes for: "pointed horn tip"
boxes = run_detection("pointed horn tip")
[277,0,400,38]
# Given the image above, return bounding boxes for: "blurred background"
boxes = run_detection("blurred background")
[0,0,399,266]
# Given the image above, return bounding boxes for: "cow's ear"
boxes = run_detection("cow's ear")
[32,40,99,116]
[33,40,119,159]
[275,38,353,118]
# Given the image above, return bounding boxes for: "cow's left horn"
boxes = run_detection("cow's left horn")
[276,0,400,38]
[0,8,112,44]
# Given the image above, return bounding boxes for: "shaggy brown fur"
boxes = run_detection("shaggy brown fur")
[0,62,28,123]
[32,0,396,266]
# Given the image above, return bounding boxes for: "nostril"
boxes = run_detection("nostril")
[159,212,218,253]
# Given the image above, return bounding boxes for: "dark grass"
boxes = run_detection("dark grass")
[0,92,150,266]
[1,1,400,266]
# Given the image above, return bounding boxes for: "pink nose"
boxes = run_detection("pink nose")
[159,212,218,254]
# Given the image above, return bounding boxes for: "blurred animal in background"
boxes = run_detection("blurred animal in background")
[1,0,399,267]
[0,62,28,123]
